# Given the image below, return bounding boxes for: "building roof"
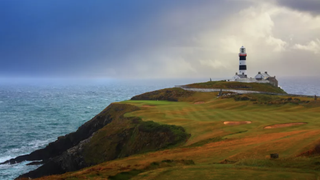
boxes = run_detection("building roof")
[262,71,270,79]
[255,73,263,79]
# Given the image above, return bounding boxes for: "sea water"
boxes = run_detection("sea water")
[0,77,319,180]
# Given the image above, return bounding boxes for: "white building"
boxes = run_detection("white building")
[230,46,278,87]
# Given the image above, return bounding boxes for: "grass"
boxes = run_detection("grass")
[124,95,320,148]
[132,164,318,180]
[234,156,320,170]
[34,88,320,180]
[108,169,143,180]
[82,115,189,165]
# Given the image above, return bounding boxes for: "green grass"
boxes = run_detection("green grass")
[109,170,143,180]
[83,116,189,165]
[132,164,318,180]
[122,100,174,106]
[124,94,320,161]
[235,157,320,170]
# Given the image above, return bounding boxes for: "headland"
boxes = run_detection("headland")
[3,80,320,180]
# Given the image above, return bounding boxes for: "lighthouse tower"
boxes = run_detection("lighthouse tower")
[239,46,247,75]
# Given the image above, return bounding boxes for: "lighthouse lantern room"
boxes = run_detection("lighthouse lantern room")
[239,46,247,75]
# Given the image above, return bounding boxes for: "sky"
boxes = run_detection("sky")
[0,0,319,79]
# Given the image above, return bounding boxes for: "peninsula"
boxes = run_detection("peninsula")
[3,80,320,180]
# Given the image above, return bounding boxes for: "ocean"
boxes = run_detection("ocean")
[0,77,319,180]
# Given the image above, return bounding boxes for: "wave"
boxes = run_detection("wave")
[0,139,53,180]
[27,139,53,149]
[0,156,13,165]
[0,138,53,164]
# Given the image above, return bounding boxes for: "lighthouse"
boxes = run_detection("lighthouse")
[230,46,278,86]
[239,46,247,75]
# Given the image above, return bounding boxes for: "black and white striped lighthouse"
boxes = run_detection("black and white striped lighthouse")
[239,46,247,75]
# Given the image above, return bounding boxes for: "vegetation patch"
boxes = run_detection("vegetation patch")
[83,114,190,165]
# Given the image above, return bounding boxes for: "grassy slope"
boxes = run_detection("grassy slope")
[34,87,320,180]
[83,117,189,165]
[185,80,286,93]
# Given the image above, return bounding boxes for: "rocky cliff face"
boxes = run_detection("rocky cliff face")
[6,102,189,179]
[2,103,139,165]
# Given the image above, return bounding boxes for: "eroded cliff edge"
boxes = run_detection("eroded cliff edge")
[0,97,190,179]
[2,104,138,165]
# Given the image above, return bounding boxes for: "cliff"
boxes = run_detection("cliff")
[5,82,320,180]
[1,103,189,179]
[2,104,140,166]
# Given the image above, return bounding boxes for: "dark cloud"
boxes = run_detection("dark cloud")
[0,0,249,78]
[1,0,319,78]
[277,0,320,15]
[0,1,164,76]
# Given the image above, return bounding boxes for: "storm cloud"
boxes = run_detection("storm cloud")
[277,0,320,16]
[0,0,319,78]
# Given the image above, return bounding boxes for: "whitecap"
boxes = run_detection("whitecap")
[0,156,12,164]
[0,138,53,165]
[27,139,53,149]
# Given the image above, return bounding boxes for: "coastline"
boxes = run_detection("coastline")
[0,78,318,179]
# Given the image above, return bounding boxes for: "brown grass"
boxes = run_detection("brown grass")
[33,129,320,180]
[142,105,155,107]
[193,102,205,104]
